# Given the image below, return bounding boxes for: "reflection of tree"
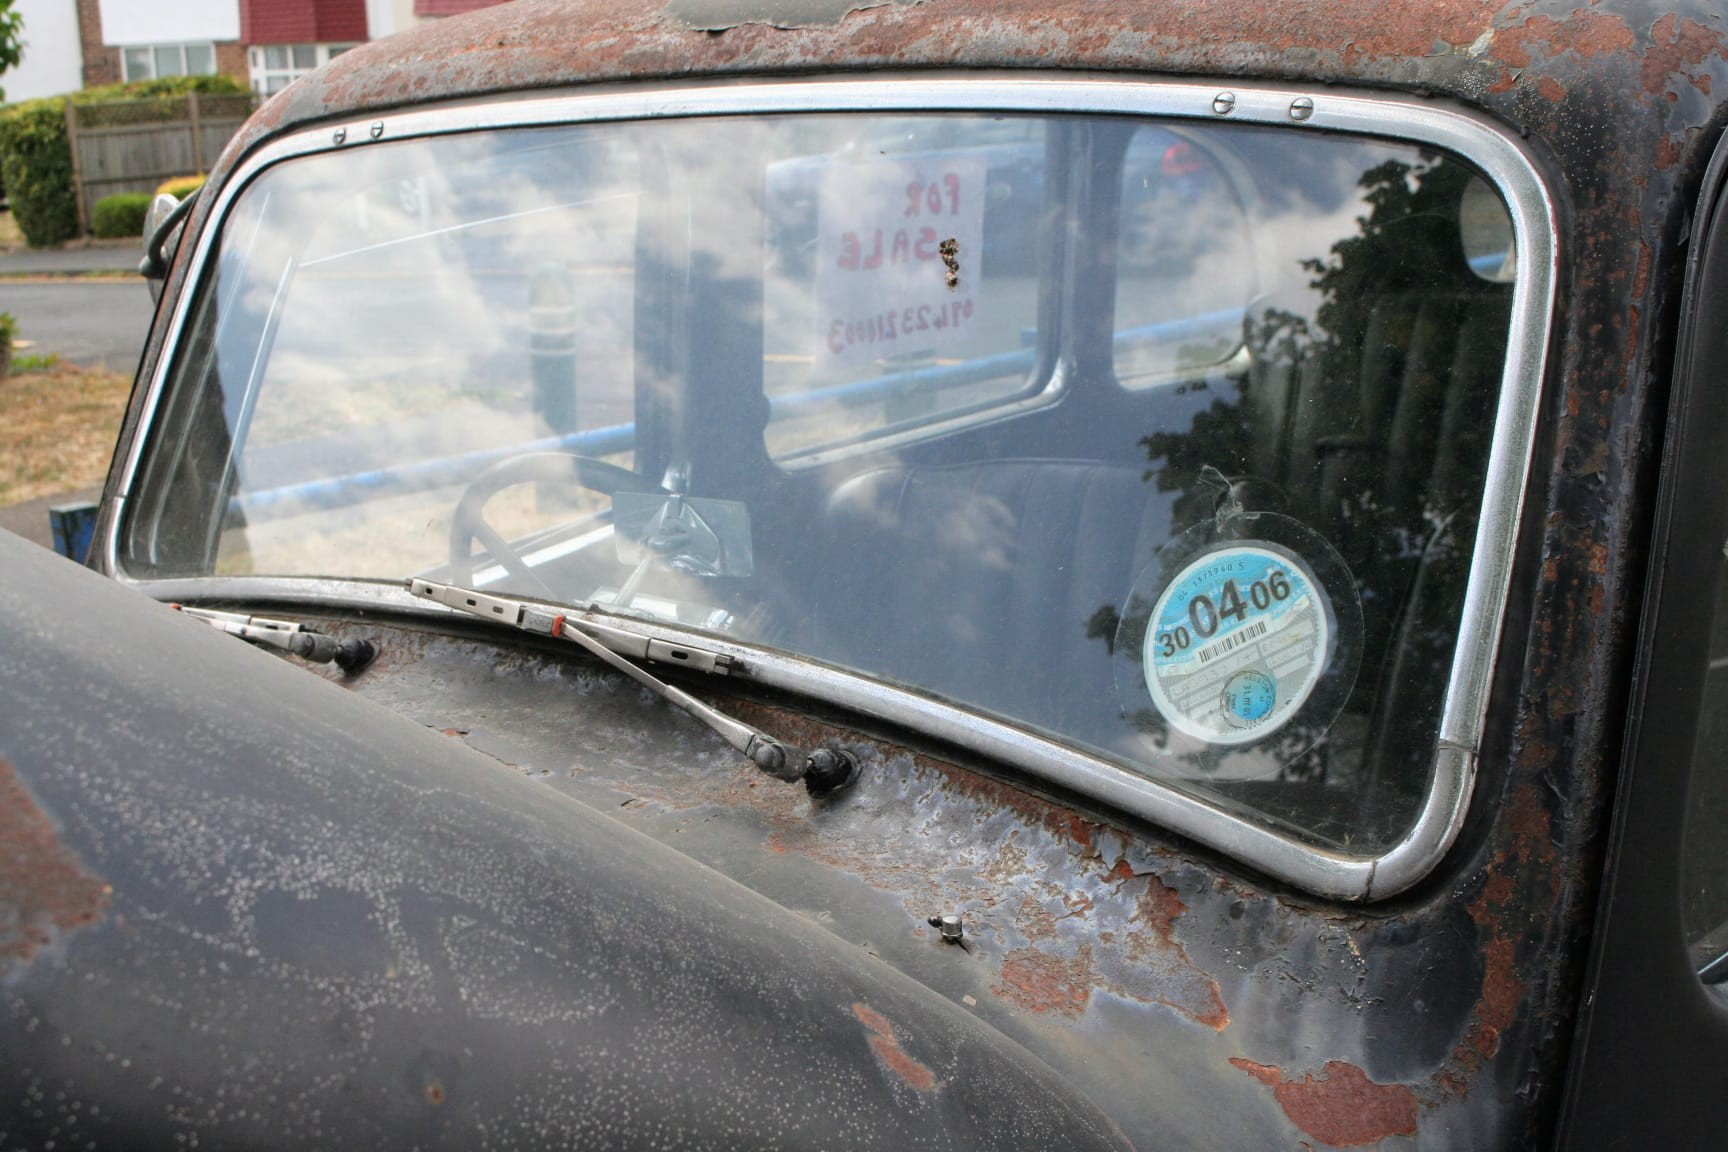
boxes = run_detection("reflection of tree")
[1085,604,1121,655]
[1111,157,1509,845]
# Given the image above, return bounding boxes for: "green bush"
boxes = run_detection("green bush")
[0,311,15,378]
[91,190,152,238]
[0,75,247,248]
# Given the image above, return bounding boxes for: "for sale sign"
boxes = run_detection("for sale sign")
[813,155,987,367]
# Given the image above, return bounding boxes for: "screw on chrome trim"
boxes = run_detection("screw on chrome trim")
[1289,96,1315,121]
[1211,92,1236,116]
[332,127,347,144]
[369,121,385,139]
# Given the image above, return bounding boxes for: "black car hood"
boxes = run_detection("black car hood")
[0,531,1127,1150]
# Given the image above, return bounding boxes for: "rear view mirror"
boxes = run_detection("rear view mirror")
[613,492,754,578]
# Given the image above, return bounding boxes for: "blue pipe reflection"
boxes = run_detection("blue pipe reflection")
[230,307,1244,522]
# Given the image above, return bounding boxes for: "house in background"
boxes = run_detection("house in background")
[65,0,511,97]
[79,0,245,88]
[7,0,83,101]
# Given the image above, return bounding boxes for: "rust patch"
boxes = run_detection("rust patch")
[1436,782,1552,1095]
[1115,873,1231,1030]
[994,945,1097,1015]
[727,699,1231,1030]
[199,0,1600,200]
[1230,1058,1419,1147]
[1491,11,1635,70]
[1641,14,1726,98]
[852,1002,937,1091]
[0,758,112,976]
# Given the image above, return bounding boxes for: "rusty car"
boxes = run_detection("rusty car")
[5,0,1728,1147]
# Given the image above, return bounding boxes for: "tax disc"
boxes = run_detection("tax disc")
[1141,543,1330,745]
[1113,509,1362,775]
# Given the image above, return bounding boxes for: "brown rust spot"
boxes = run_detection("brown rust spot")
[0,757,112,975]
[1230,1058,1419,1147]
[1654,133,1685,172]
[1491,10,1636,70]
[202,0,1631,202]
[1118,874,1230,1030]
[852,1002,937,1091]
[721,699,1230,1029]
[994,945,1097,1016]
[1641,14,1726,98]
[1437,781,1551,1095]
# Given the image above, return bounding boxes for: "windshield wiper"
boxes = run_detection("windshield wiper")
[407,578,860,796]
[173,605,378,673]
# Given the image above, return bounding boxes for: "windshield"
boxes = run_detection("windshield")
[124,109,1520,853]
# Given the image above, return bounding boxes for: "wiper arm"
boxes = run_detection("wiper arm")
[408,578,860,796]
[173,605,378,673]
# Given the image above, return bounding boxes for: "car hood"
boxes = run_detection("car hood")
[0,530,1127,1150]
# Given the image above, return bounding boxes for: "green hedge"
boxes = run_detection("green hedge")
[91,190,152,238]
[0,75,247,248]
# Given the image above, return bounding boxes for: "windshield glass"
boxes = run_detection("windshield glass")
[124,111,1519,852]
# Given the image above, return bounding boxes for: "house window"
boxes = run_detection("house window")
[248,43,356,95]
[121,43,218,82]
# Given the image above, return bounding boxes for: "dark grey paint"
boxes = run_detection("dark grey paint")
[0,531,1126,1150]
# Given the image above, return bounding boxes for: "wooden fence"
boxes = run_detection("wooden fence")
[64,92,256,233]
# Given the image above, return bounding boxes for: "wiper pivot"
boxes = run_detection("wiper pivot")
[409,579,860,796]
[173,605,377,673]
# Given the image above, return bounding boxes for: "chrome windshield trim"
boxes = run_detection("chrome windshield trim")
[123,575,1465,902]
[108,74,1558,901]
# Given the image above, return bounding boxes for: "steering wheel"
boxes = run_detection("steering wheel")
[448,452,666,596]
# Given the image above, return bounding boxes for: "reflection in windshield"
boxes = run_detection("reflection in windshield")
[125,112,1515,852]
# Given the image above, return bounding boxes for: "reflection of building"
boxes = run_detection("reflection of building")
[66,0,513,96]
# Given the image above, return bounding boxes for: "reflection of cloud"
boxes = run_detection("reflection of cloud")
[937,494,1015,573]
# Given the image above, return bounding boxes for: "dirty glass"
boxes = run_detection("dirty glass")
[123,112,1518,853]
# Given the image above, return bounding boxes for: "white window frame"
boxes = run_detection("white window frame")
[248,43,358,96]
[120,42,219,83]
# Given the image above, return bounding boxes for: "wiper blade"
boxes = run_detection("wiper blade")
[408,578,860,795]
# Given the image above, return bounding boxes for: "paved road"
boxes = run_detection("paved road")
[0,280,155,370]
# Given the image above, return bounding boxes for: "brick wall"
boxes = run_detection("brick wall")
[75,0,119,87]
[215,42,249,86]
[240,0,368,45]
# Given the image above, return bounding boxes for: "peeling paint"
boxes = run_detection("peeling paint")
[1229,1058,1419,1147]
[0,757,111,977]
[1642,13,1727,98]
[728,701,1231,1030]
[1491,11,1637,71]
[994,945,1098,1015]
[665,0,919,32]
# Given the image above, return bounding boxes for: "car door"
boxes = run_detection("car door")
[1555,129,1728,1146]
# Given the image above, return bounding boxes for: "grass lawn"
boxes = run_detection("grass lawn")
[0,359,132,504]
